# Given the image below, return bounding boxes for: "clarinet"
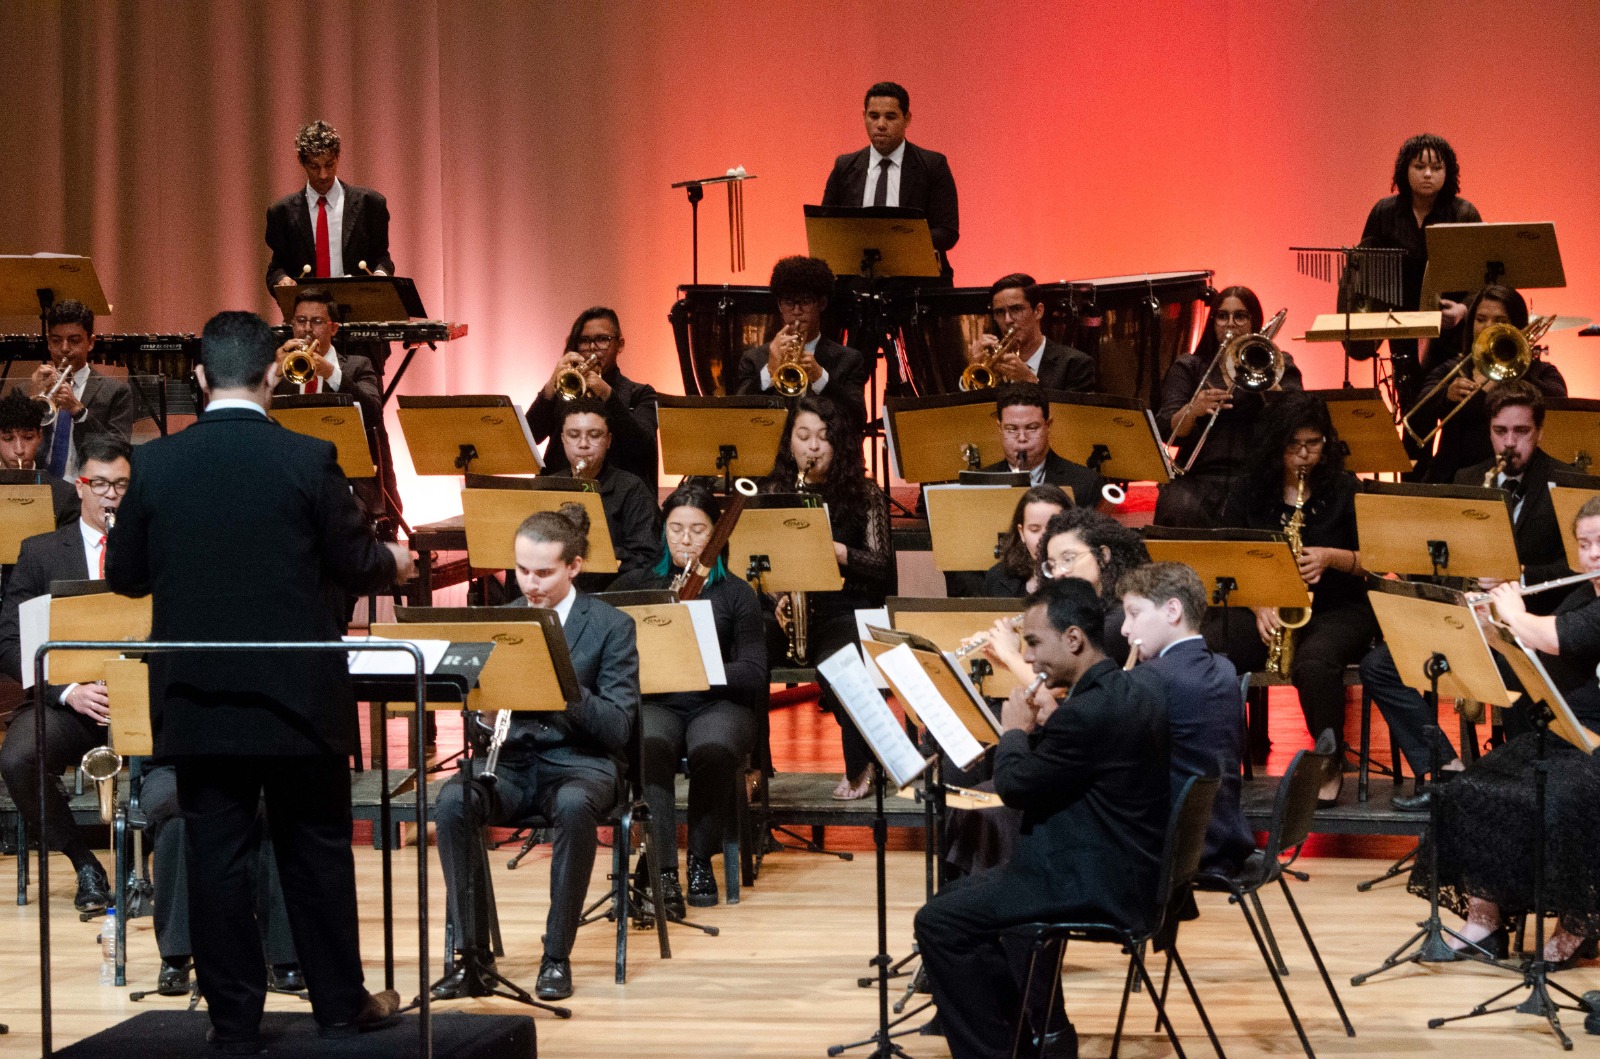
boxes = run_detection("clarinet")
[479,709,513,783]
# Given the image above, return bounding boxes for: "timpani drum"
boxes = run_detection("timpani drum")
[1047,271,1212,407]
[669,285,780,396]
[897,286,994,396]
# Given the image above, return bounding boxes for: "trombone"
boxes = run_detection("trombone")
[960,326,1019,392]
[773,327,809,398]
[1165,309,1288,475]
[554,351,601,400]
[1401,316,1549,448]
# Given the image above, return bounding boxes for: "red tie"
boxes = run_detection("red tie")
[304,375,320,394]
[314,195,331,278]
[97,535,106,578]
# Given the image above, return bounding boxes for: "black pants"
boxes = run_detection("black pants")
[175,754,366,1038]
[434,755,617,960]
[0,705,103,868]
[1288,603,1378,749]
[143,765,296,965]
[812,611,873,778]
[640,699,757,866]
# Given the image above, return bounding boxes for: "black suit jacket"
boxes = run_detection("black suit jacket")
[500,593,638,775]
[982,450,1103,509]
[526,370,660,492]
[1455,449,1572,608]
[104,408,396,757]
[271,348,383,430]
[822,140,959,277]
[264,183,394,289]
[0,522,92,706]
[994,658,1170,932]
[1036,339,1097,393]
[1135,638,1256,874]
[733,336,868,425]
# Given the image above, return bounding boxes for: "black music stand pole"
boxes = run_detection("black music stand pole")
[686,183,704,284]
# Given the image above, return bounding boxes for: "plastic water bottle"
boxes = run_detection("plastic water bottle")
[99,905,117,985]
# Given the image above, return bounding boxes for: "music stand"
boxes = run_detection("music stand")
[270,275,425,323]
[601,595,720,696]
[862,632,1000,754]
[1420,222,1566,309]
[728,497,843,595]
[0,471,58,564]
[883,391,1003,483]
[923,485,1026,572]
[886,596,1027,700]
[1310,388,1414,475]
[1141,529,1312,613]
[656,394,787,492]
[1302,312,1441,344]
[1355,481,1519,580]
[803,206,940,282]
[269,394,375,478]
[41,581,152,687]
[1046,392,1174,485]
[0,253,111,321]
[1549,479,1600,572]
[460,475,615,575]
[1539,397,1600,473]
[395,395,542,477]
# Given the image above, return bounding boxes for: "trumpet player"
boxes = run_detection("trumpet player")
[0,388,80,535]
[31,299,135,482]
[964,274,1095,392]
[526,307,660,490]
[432,505,638,1002]
[1408,286,1567,484]
[541,397,661,585]
[734,255,867,426]
[0,438,132,914]
[271,289,381,412]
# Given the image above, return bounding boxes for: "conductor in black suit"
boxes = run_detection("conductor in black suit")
[982,384,1103,507]
[0,440,130,915]
[431,505,638,1003]
[966,274,1096,393]
[105,311,411,1050]
[733,255,867,426]
[822,81,959,280]
[914,577,1170,1059]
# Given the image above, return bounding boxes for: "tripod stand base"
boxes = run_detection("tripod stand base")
[1350,915,1501,986]
[417,954,572,1020]
[1428,961,1592,1050]
[1355,842,1417,892]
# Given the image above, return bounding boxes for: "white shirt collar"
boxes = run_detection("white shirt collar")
[870,141,907,168]
[1159,634,1206,657]
[205,398,269,415]
[304,178,344,209]
[80,517,106,546]
[1025,336,1047,377]
[551,587,577,626]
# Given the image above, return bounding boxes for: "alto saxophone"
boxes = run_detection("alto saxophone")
[1265,468,1311,678]
[784,458,816,664]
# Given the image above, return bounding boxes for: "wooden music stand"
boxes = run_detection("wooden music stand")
[923,484,1026,572]
[1302,312,1441,343]
[269,393,375,478]
[0,470,58,564]
[395,395,541,477]
[1046,393,1173,484]
[270,276,426,323]
[1420,222,1566,309]
[1367,578,1512,709]
[380,607,578,713]
[655,395,788,485]
[1549,478,1600,571]
[728,496,843,594]
[802,206,940,280]
[1310,388,1414,475]
[883,390,1003,483]
[43,580,152,687]
[1355,481,1519,580]
[1539,398,1600,472]
[0,254,111,316]
[1141,529,1312,612]
[460,475,616,575]
[886,596,1026,699]
[102,657,154,757]
[598,592,722,696]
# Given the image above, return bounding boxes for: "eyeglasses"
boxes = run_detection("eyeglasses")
[562,429,609,443]
[78,476,130,496]
[1000,423,1046,439]
[777,298,820,312]
[291,315,330,328]
[1214,310,1253,326]
[992,304,1035,320]
[575,334,618,349]
[1040,551,1086,578]
[1284,437,1326,455]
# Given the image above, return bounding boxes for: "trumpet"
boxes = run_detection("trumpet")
[554,351,601,400]
[1166,309,1288,475]
[773,326,809,398]
[81,743,122,825]
[953,615,1023,659]
[1402,316,1547,448]
[960,327,1019,392]
[282,336,319,385]
[40,357,75,410]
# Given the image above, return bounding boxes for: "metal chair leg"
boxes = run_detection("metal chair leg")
[1237,888,1315,1059]
[1249,890,1289,975]
[1278,876,1354,1036]
[1170,945,1228,1058]
[1131,948,1189,1059]
[614,809,630,984]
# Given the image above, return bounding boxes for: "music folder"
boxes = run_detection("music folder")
[461,474,616,575]
[1420,222,1566,308]
[596,588,726,695]
[862,625,1000,768]
[0,469,58,564]
[1354,480,1520,581]
[655,394,788,481]
[1310,388,1414,475]
[380,606,579,713]
[1141,528,1312,611]
[802,205,940,280]
[21,579,153,689]
[924,484,1027,572]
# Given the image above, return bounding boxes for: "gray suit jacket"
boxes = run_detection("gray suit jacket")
[40,368,136,473]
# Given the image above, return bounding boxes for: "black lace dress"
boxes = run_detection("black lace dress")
[1408,586,1600,935]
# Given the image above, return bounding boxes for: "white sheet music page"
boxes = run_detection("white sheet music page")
[684,599,727,684]
[874,643,985,769]
[344,635,452,675]
[817,645,930,789]
[19,594,50,689]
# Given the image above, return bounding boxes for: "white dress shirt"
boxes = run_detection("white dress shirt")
[300,346,344,394]
[550,587,577,626]
[861,141,907,207]
[1024,336,1047,379]
[205,398,268,416]
[59,518,109,707]
[303,178,345,277]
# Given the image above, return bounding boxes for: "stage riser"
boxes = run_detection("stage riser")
[56,1010,534,1058]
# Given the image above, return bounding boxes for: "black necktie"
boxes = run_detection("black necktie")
[872,157,891,206]
[1503,475,1524,499]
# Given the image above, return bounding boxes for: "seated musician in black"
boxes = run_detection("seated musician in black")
[1223,392,1374,805]
[610,483,767,912]
[914,577,1170,1059]
[962,273,1095,392]
[982,384,1102,504]
[527,307,659,491]
[1407,285,1567,484]
[542,396,660,588]
[432,505,638,1002]
[733,255,867,427]
[951,484,1070,599]
[1407,496,1600,963]
[1154,285,1303,528]
[1366,381,1574,809]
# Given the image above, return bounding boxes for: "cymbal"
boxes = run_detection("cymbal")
[1547,315,1592,332]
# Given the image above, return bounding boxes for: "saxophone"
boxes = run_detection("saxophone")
[783,458,816,664]
[1265,468,1311,678]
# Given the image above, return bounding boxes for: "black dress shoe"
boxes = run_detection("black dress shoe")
[73,862,111,913]
[1394,787,1433,813]
[158,956,192,995]
[657,867,688,920]
[535,955,573,1000]
[686,853,718,908]
[1450,927,1508,960]
[318,989,401,1039]
[206,1027,264,1054]
[268,963,304,992]
[430,951,496,1000]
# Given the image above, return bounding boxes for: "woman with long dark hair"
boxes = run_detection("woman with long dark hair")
[1223,392,1375,803]
[1154,284,1303,528]
[977,484,1072,598]
[761,394,893,800]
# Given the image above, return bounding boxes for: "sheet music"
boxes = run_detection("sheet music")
[684,599,727,684]
[817,645,930,789]
[874,644,985,769]
[19,594,50,688]
[855,608,891,690]
[512,402,544,471]
[344,635,452,676]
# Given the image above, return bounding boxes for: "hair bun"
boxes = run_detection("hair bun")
[556,501,591,537]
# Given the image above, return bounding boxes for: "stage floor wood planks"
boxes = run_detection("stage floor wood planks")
[5,846,1600,1057]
